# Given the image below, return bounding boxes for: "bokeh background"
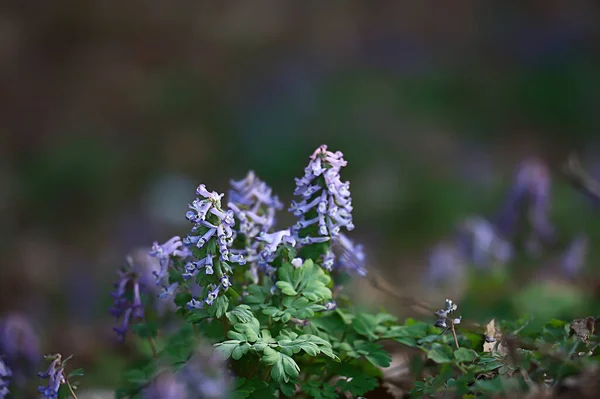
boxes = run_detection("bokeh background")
[2,0,600,394]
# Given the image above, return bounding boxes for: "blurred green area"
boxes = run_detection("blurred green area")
[2,1,600,392]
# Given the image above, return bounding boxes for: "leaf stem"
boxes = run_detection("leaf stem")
[148,337,159,358]
[450,321,460,349]
[62,372,79,399]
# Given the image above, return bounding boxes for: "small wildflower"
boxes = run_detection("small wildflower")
[324,301,337,311]
[37,354,66,399]
[291,258,303,268]
[150,236,189,285]
[434,299,462,329]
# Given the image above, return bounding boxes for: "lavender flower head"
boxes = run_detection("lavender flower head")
[183,184,246,309]
[227,171,284,282]
[0,358,10,399]
[37,354,66,399]
[290,145,354,242]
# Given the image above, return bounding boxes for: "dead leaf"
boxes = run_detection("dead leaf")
[483,319,508,355]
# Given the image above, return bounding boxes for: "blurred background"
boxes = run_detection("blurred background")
[2,0,600,394]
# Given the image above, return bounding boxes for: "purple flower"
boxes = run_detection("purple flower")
[150,236,188,285]
[256,229,296,263]
[109,265,146,342]
[0,357,11,399]
[176,347,232,399]
[330,233,367,276]
[456,216,513,268]
[143,371,188,399]
[0,313,41,387]
[559,234,588,278]
[426,242,465,285]
[37,355,66,399]
[290,145,354,241]
[227,172,283,282]
[495,159,555,243]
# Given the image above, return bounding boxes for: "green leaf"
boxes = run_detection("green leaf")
[243,285,266,305]
[131,321,158,339]
[226,305,254,323]
[354,341,391,367]
[280,382,296,397]
[67,368,84,378]
[233,317,261,343]
[213,295,230,318]
[276,281,298,296]
[214,340,242,359]
[426,343,453,363]
[186,308,210,323]
[261,347,281,365]
[266,349,300,383]
[232,342,251,360]
[453,348,477,363]
[352,313,379,341]
[335,374,379,396]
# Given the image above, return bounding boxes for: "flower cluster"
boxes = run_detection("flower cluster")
[227,171,284,281]
[0,358,10,399]
[434,299,462,329]
[37,355,66,399]
[183,184,246,309]
[290,145,354,242]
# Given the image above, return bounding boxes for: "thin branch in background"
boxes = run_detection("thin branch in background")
[561,153,600,205]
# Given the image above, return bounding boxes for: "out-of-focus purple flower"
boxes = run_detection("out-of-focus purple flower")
[0,313,41,388]
[426,242,466,285]
[176,347,231,399]
[495,159,555,243]
[109,258,148,342]
[0,357,11,399]
[143,371,188,399]
[330,233,367,276]
[290,145,354,240]
[559,234,588,278]
[228,171,283,283]
[456,216,513,268]
[38,354,65,399]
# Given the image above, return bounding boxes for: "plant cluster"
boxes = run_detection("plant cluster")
[2,147,600,399]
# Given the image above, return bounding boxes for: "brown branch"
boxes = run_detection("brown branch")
[561,153,600,204]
